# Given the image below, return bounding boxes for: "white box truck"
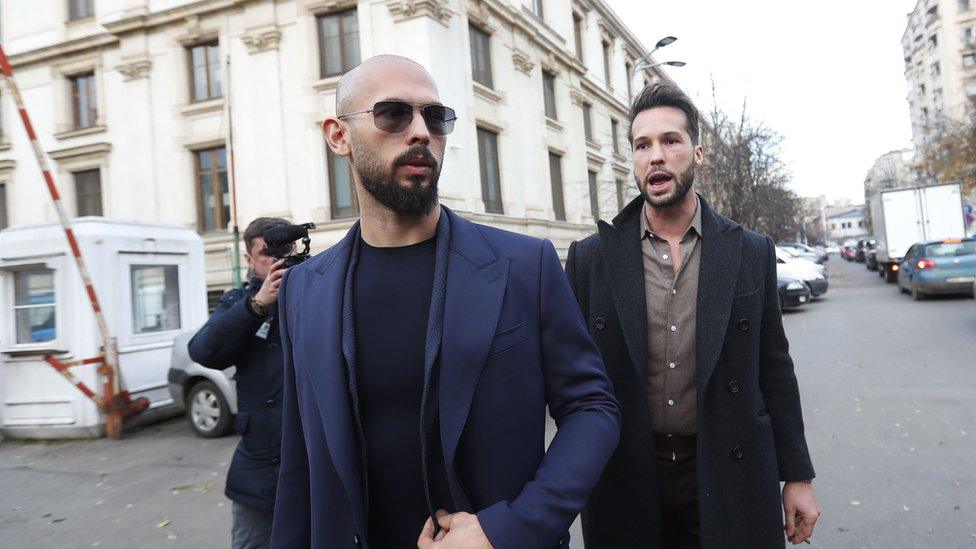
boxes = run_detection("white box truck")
[870,182,966,282]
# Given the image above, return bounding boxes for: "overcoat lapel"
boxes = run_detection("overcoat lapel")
[695,198,743,391]
[598,197,650,393]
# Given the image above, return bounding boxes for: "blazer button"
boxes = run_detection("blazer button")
[594,317,606,330]
[731,445,744,460]
[266,399,275,408]
[728,380,741,394]
[271,455,280,464]
[354,534,362,546]
[737,318,750,332]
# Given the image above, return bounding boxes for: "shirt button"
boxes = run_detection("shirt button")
[266,399,275,408]
[663,254,669,260]
[667,399,675,406]
[672,288,677,295]
[669,362,676,369]
[594,317,606,330]
[738,319,750,332]
[670,325,677,332]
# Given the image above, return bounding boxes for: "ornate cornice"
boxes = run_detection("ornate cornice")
[512,49,535,75]
[241,27,282,53]
[117,58,152,81]
[387,0,453,28]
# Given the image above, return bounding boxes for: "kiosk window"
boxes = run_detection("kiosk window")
[14,269,56,343]
[131,265,181,333]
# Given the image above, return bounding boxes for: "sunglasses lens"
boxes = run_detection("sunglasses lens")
[422,105,456,135]
[372,102,413,133]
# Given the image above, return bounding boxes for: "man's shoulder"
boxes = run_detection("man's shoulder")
[217,287,247,305]
[469,221,545,254]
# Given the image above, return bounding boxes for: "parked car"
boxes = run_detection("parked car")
[778,274,812,310]
[780,242,828,263]
[779,245,823,265]
[167,331,237,438]
[841,239,859,261]
[775,247,829,297]
[896,238,976,300]
[865,247,879,271]
[854,236,876,263]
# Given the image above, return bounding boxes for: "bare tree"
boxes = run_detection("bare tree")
[917,96,976,195]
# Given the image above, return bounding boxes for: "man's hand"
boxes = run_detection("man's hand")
[417,510,492,549]
[783,482,820,545]
[253,259,287,309]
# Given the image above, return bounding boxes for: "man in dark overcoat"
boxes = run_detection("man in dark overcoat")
[568,83,820,548]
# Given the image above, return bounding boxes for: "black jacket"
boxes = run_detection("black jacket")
[568,196,815,549]
[188,278,284,510]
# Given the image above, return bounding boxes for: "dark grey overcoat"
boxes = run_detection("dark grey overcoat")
[568,195,815,549]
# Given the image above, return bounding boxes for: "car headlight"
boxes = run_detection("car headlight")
[786,281,805,290]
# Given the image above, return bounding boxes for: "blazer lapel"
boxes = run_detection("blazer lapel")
[438,208,509,511]
[695,197,743,390]
[299,223,368,534]
[598,197,649,385]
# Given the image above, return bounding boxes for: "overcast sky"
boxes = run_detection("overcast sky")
[605,0,919,204]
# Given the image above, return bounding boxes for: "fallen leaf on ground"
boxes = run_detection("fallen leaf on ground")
[156,520,171,528]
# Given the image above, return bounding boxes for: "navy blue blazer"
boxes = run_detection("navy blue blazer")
[270,206,620,548]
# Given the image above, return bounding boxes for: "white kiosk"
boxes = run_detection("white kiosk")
[0,218,207,438]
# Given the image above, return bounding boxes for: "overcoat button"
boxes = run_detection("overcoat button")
[728,380,741,394]
[266,399,275,408]
[354,534,362,546]
[595,317,606,330]
[731,445,744,460]
[737,319,750,332]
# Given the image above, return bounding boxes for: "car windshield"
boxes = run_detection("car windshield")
[922,241,976,257]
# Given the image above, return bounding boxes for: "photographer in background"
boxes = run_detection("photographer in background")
[188,217,292,549]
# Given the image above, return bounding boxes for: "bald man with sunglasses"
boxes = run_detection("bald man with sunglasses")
[270,55,620,549]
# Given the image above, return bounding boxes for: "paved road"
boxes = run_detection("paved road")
[2,256,974,548]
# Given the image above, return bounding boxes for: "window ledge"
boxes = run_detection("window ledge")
[313,75,341,93]
[473,81,505,104]
[1,345,71,356]
[613,152,627,163]
[545,117,563,132]
[0,140,11,152]
[180,98,224,116]
[54,125,106,140]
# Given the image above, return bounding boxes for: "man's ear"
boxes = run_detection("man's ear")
[694,144,704,166]
[323,118,351,157]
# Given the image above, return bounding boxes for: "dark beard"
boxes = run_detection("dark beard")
[351,144,440,216]
[636,163,695,208]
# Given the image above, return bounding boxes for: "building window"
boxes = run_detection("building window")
[588,170,599,220]
[14,268,56,344]
[188,42,222,102]
[73,169,102,217]
[611,119,620,154]
[602,40,613,88]
[548,153,565,221]
[477,128,503,214]
[616,179,625,211]
[131,265,182,334]
[624,60,633,98]
[963,27,974,45]
[930,61,941,77]
[70,72,97,129]
[469,25,494,88]
[959,0,971,12]
[195,147,230,232]
[206,290,224,314]
[328,148,358,219]
[573,14,584,61]
[0,183,7,230]
[317,9,360,78]
[582,102,593,142]
[542,71,557,120]
[964,53,975,67]
[532,0,544,19]
[68,0,93,21]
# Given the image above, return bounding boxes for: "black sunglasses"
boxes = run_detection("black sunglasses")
[337,101,458,135]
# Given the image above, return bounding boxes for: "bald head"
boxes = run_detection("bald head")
[336,55,437,115]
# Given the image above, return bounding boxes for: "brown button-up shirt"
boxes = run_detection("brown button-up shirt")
[641,197,702,435]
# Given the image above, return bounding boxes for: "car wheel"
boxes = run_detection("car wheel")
[911,281,925,301]
[884,267,897,283]
[187,380,233,438]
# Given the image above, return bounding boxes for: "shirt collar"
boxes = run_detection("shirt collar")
[641,194,703,240]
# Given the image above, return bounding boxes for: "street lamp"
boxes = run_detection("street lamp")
[628,36,680,98]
